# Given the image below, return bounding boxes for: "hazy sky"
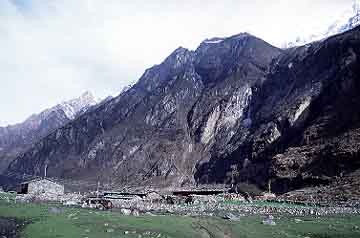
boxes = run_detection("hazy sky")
[0,0,355,126]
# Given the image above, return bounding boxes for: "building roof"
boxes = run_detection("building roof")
[103,191,147,197]
[172,189,226,196]
[20,177,62,185]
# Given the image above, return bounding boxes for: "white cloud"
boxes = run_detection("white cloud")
[0,0,354,126]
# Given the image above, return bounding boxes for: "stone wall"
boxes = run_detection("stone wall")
[28,179,64,195]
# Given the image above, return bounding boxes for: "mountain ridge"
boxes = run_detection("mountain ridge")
[5,33,282,186]
[0,91,98,173]
[3,26,360,201]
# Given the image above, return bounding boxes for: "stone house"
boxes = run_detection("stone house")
[17,178,64,195]
[145,191,164,203]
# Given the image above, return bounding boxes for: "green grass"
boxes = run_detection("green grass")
[0,191,16,201]
[0,200,360,238]
[230,216,360,238]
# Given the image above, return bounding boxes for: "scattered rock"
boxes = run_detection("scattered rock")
[121,208,132,216]
[262,215,276,226]
[67,213,78,218]
[63,200,78,206]
[222,213,241,221]
[131,209,140,216]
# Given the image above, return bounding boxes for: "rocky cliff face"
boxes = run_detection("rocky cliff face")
[197,28,360,193]
[6,27,360,195]
[0,92,98,173]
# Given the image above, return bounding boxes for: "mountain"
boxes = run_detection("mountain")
[56,91,98,120]
[4,33,282,187]
[284,0,360,48]
[0,91,98,173]
[4,27,360,201]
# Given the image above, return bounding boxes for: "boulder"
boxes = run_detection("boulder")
[120,208,132,216]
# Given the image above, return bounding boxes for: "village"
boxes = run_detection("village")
[2,177,360,238]
[2,176,359,221]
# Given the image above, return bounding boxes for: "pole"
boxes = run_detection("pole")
[44,164,48,178]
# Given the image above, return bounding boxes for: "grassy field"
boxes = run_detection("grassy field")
[0,200,360,238]
[0,191,16,201]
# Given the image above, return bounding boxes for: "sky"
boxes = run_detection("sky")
[0,0,355,126]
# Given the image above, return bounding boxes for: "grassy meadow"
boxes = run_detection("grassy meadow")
[0,198,360,238]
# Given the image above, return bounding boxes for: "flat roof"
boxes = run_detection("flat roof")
[103,191,147,197]
[20,177,61,185]
[172,190,225,196]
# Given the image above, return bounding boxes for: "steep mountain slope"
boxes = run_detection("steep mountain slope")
[5,27,360,198]
[284,0,360,48]
[0,91,98,173]
[5,33,282,187]
[197,28,360,194]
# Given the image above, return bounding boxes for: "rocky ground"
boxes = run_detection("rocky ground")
[280,169,360,204]
[111,200,360,219]
[11,188,360,219]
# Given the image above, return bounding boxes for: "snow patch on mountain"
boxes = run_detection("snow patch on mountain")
[57,91,98,120]
[203,38,224,44]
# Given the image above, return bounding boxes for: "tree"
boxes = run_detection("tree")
[230,164,239,188]
[268,179,272,193]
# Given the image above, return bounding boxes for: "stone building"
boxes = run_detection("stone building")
[17,178,64,195]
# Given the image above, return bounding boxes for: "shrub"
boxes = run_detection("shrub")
[231,183,263,197]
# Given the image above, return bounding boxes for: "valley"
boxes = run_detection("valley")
[1,2,360,237]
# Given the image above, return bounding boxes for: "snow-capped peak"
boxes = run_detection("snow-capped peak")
[283,0,360,48]
[3,91,101,132]
[324,1,360,37]
[58,91,98,120]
